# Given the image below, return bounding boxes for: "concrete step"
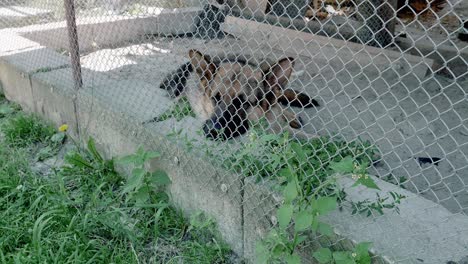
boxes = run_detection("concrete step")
[0,6,53,29]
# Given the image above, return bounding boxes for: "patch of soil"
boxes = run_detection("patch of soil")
[31,141,76,177]
[395,0,467,51]
[397,0,447,18]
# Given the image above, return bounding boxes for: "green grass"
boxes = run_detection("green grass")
[157,96,196,122]
[0,98,233,264]
[2,113,55,147]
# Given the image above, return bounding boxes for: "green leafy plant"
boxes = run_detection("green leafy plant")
[350,192,406,216]
[0,103,15,118]
[35,127,68,162]
[0,96,20,119]
[33,67,53,73]
[220,120,379,199]
[156,96,196,122]
[256,155,377,264]
[313,242,372,264]
[64,137,116,177]
[116,146,172,205]
[183,212,232,263]
[383,175,408,189]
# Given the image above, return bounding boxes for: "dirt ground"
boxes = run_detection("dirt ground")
[395,0,468,52]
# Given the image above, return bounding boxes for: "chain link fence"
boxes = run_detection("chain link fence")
[1,0,467,263]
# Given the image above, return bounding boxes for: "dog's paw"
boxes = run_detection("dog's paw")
[289,116,303,129]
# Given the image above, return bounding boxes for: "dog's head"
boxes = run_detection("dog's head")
[188,49,304,140]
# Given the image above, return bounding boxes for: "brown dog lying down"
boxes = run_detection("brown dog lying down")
[158,49,320,141]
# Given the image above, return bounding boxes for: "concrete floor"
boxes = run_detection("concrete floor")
[79,35,468,215]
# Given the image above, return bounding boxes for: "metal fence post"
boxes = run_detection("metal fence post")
[64,0,82,141]
[64,0,82,90]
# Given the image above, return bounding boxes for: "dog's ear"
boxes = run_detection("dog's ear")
[189,49,216,81]
[265,57,295,89]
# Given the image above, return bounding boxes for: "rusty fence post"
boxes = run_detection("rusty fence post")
[64,0,82,90]
[64,0,82,140]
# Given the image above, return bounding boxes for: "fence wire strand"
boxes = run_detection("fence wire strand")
[0,0,467,263]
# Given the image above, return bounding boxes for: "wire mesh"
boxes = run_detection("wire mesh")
[0,0,467,263]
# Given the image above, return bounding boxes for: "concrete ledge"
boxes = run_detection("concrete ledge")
[14,8,201,53]
[0,6,53,29]
[244,174,468,263]
[0,55,35,111]
[0,30,39,52]
[326,177,468,264]
[30,68,78,138]
[221,16,433,80]
[0,32,70,112]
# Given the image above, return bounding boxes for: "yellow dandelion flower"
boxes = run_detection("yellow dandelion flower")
[58,124,69,132]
